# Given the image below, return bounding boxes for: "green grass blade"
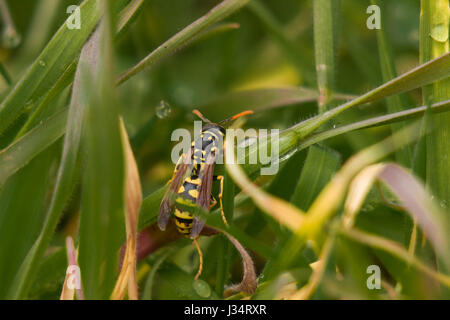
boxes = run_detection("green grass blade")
[313,0,340,112]
[78,3,125,299]
[0,108,67,188]
[291,145,341,211]
[293,51,450,139]
[420,0,450,294]
[244,150,307,238]
[299,99,450,152]
[117,0,252,85]
[198,86,354,120]
[372,0,413,166]
[0,62,12,86]
[0,146,57,298]
[15,63,76,138]
[2,2,146,298]
[0,0,102,135]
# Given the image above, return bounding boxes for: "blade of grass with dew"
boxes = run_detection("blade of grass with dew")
[313,0,340,113]
[298,99,450,152]
[136,99,450,234]
[15,62,76,138]
[117,0,252,85]
[287,51,450,142]
[135,53,450,235]
[260,122,424,280]
[0,0,105,135]
[16,0,145,140]
[237,52,450,178]
[420,0,450,291]
[78,3,125,299]
[372,0,413,167]
[0,108,67,188]
[3,0,235,178]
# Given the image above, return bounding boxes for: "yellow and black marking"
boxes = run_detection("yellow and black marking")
[166,124,228,235]
[158,110,252,238]
[157,109,253,279]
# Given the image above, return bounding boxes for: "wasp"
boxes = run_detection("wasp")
[157,109,252,278]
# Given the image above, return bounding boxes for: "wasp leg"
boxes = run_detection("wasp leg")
[193,237,203,280]
[214,175,228,227]
[209,195,217,210]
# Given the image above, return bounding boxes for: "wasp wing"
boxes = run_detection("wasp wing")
[190,152,216,239]
[158,147,193,231]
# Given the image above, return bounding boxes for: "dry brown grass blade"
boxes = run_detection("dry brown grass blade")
[343,164,387,228]
[224,232,257,296]
[111,119,142,300]
[343,162,449,268]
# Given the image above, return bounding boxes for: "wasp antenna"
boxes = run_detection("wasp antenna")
[192,109,211,123]
[218,110,254,125]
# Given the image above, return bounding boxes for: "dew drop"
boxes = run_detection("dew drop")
[430,23,449,43]
[24,100,34,111]
[440,200,448,210]
[192,279,211,298]
[1,27,21,49]
[155,101,172,119]
[39,60,47,67]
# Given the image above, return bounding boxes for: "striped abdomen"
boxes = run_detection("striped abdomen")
[173,176,200,235]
